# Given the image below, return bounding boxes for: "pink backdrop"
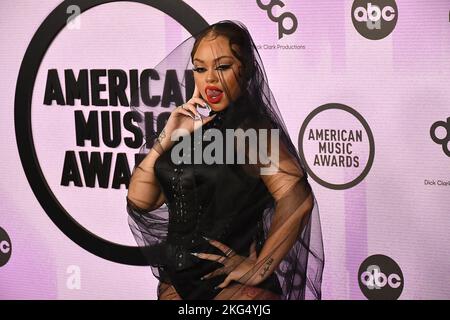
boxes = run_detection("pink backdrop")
[1,0,450,299]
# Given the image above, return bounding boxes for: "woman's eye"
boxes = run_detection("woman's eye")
[193,67,206,73]
[216,64,231,71]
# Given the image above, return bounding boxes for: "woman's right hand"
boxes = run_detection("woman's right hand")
[161,86,217,145]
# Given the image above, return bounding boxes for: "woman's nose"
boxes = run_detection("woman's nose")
[206,69,218,83]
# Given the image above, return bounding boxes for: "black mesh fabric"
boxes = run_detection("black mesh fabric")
[126,20,324,300]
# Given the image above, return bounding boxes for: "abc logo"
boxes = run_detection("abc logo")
[354,3,396,23]
[361,265,401,289]
[430,117,450,157]
[0,227,12,267]
[358,254,404,300]
[352,0,398,40]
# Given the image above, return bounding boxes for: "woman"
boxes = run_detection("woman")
[126,21,324,300]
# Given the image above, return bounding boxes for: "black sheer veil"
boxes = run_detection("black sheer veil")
[126,20,324,300]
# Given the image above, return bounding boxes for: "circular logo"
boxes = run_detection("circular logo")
[14,0,208,265]
[352,0,398,40]
[358,254,404,300]
[430,117,450,157]
[298,103,375,190]
[0,227,12,267]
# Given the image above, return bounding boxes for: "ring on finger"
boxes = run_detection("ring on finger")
[224,249,234,257]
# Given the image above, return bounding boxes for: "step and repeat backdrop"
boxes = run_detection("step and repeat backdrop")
[1,0,449,299]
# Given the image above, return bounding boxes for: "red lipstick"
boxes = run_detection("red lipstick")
[205,86,224,104]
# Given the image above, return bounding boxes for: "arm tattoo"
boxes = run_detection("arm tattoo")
[259,257,274,278]
[156,129,166,144]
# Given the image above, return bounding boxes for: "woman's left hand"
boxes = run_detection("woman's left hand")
[192,237,260,289]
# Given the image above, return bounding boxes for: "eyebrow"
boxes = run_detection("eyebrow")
[193,55,234,63]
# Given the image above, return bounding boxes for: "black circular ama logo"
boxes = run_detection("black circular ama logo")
[0,227,12,267]
[298,103,375,190]
[352,0,398,40]
[358,254,404,300]
[14,0,208,265]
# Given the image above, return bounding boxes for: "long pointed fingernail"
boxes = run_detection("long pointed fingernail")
[202,235,211,241]
[190,252,199,257]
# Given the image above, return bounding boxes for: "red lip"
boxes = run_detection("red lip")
[205,86,224,104]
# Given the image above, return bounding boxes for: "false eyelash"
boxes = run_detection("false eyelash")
[216,64,231,70]
[192,67,205,73]
[192,65,232,73]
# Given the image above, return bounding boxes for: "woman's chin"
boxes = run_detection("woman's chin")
[209,103,228,112]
